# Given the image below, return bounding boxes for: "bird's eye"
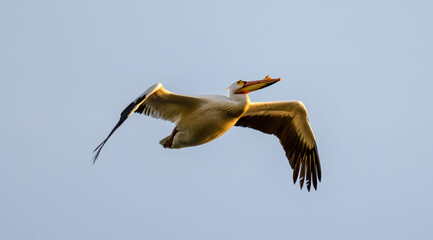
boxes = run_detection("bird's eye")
[237,80,243,86]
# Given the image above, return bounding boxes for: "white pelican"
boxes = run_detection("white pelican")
[93,76,321,191]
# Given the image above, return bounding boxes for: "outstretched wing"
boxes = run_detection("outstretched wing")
[93,83,205,162]
[234,101,321,191]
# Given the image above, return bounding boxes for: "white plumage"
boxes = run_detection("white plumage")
[94,76,321,191]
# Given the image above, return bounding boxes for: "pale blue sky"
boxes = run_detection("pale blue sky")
[1,0,432,239]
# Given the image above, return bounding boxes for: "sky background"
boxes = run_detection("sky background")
[1,0,433,239]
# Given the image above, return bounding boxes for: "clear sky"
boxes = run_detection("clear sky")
[1,0,432,239]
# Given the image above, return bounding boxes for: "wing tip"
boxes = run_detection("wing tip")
[92,140,106,164]
[292,151,321,191]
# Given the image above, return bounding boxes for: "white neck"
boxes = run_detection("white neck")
[219,90,250,117]
[229,89,249,100]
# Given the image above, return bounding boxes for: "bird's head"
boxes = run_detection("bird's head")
[228,75,281,95]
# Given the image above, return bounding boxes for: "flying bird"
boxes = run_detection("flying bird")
[93,76,321,191]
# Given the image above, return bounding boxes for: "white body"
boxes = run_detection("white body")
[161,93,250,148]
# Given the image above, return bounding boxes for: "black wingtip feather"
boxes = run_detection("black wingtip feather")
[299,156,306,189]
[92,140,106,164]
[311,153,318,190]
[314,149,322,182]
[306,154,312,192]
[292,156,301,184]
[92,94,148,163]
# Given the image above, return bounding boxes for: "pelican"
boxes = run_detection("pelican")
[93,76,321,191]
